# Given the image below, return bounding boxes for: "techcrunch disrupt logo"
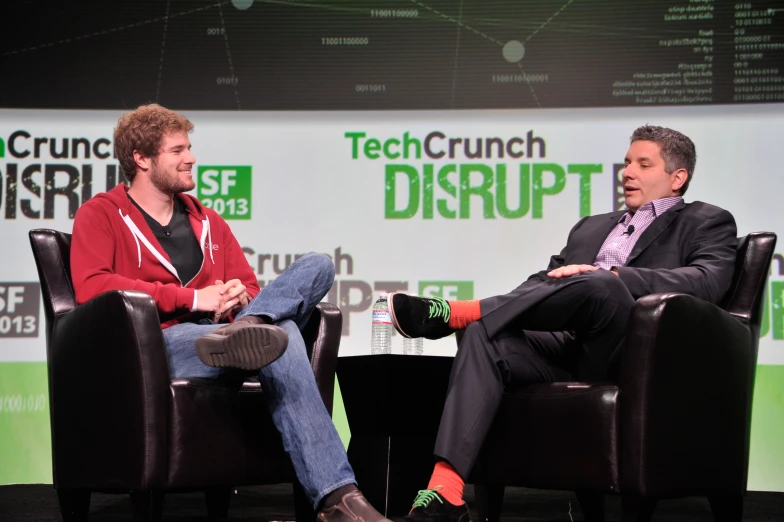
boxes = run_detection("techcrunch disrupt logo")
[345,131,602,219]
[0,130,124,219]
[242,245,472,336]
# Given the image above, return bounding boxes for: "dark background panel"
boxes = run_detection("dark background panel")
[2,0,782,110]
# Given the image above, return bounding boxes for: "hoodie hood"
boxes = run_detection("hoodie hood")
[97,183,209,219]
[97,184,215,278]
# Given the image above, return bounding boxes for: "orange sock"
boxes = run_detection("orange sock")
[447,300,481,330]
[427,461,465,505]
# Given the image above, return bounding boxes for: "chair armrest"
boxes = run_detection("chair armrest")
[50,290,170,488]
[619,292,754,496]
[301,303,342,414]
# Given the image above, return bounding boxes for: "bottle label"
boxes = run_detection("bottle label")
[372,310,391,324]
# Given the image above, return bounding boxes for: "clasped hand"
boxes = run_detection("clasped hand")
[196,279,251,322]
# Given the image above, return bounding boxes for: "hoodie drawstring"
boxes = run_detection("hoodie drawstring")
[119,209,181,281]
[206,218,215,264]
[120,209,142,268]
[199,217,215,265]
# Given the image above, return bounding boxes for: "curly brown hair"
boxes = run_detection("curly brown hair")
[114,104,194,182]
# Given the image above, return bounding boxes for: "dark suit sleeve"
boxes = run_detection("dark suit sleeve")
[615,209,737,304]
[528,216,590,281]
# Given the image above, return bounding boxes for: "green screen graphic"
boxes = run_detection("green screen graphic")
[0,363,52,484]
[197,166,252,220]
[418,281,474,301]
[748,364,784,491]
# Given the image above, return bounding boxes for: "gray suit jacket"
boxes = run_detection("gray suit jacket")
[532,200,738,305]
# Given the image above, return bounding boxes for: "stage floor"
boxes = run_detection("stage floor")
[0,484,782,521]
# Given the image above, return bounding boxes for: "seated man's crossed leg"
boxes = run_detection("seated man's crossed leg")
[164,253,388,522]
[387,270,634,522]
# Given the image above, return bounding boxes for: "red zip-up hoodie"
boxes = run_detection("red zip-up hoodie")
[71,184,260,329]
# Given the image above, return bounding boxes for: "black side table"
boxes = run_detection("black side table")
[336,354,454,518]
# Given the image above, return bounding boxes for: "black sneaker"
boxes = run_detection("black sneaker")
[393,488,470,522]
[388,293,454,340]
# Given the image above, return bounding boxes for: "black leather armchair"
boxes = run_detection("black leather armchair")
[469,232,777,522]
[29,228,343,522]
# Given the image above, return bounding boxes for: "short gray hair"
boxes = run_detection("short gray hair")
[630,125,696,195]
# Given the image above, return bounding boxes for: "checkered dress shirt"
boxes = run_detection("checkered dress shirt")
[593,196,683,270]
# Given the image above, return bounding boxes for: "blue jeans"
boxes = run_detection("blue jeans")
[163,252,355,508]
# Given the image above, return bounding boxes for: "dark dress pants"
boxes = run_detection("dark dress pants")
[434,269,635,479]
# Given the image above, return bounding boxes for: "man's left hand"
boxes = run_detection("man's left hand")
[212,279,251,321]
[547,264,599,279]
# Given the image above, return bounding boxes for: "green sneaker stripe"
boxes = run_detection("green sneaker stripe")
[427,296,451,323]
[411,487,445,509]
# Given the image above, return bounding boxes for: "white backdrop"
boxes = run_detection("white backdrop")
[1,104,783,361]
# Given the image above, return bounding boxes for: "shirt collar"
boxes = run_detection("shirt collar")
[619,196,683,224]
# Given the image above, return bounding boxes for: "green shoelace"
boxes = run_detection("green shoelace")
[411,487,444,510]
[427,296,451,323]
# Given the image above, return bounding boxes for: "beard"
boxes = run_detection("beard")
[149,161,195,195]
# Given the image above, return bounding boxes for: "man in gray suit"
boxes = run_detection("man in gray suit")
[388,125,738,522]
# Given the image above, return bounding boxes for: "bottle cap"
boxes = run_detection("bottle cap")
[378,292,389,299]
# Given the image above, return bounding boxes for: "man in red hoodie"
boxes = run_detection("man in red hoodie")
[70,104,389,522]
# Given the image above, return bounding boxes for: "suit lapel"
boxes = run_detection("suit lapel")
[585,212,627,262]
[625,200,686,265]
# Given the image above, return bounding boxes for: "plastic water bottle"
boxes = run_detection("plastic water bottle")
[371,293,392,354]
[402,336,423,355]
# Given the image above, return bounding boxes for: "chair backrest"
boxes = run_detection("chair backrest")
[721,232,777,341]
[28,229,77,351]
[28,229,777,348]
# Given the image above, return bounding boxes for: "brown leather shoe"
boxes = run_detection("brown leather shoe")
[317,490,391,522]
[195,322,288,370]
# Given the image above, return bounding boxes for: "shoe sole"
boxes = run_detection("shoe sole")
[195,325,288,370]
[387,292,414,339]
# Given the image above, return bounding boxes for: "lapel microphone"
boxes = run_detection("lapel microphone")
[624,225,635,235]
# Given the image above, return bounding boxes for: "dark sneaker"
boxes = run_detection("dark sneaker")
[388,293,454,340]
[195,322,288,370]
[393,488,470,522]
[317,490,392,522]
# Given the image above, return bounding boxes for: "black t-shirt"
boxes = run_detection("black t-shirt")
[128,195,204,286]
